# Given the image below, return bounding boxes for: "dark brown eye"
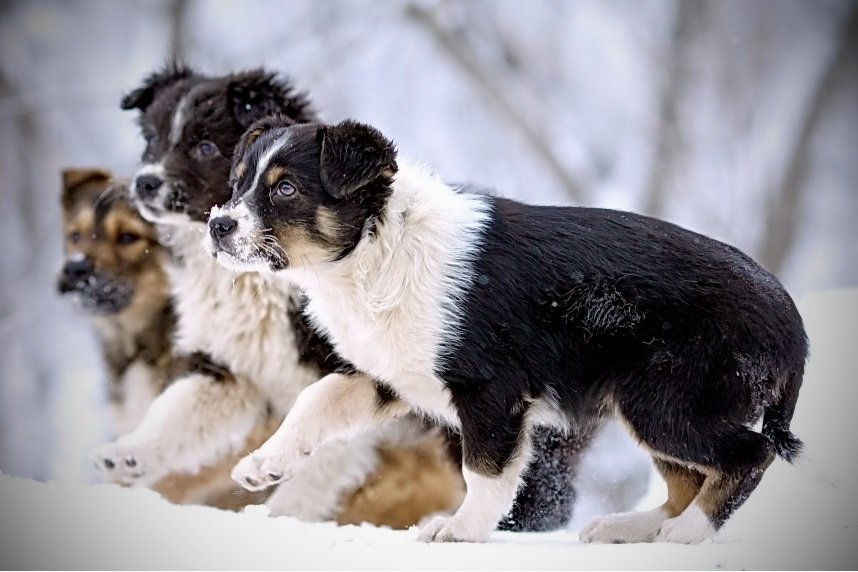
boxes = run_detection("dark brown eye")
[117,232,141,245]
[272,180,297,200]
[196,140,218,158]
[69,231,81,244]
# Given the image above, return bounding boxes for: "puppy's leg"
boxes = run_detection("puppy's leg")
[232,373,408,491]
[91,372,266,486]
[418,403,531,543]
[655,448,775,543]
[580,459,704,543]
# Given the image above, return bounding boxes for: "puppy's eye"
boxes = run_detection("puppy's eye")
[272,180,297,200]
[144,133,160,146]
[116,232,141,245]
[195,140,219,159]
[69,231,81,244]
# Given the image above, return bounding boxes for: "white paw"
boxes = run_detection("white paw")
[417,515,492,543]
[579,508,667,544]
[90,439,164,486]
[654,506,716,544]
[231,445,312,492]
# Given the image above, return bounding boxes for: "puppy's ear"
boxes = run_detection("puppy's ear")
[230,115,297,181]
[227,69,315,128]
[61,168,112,208]
[318,120,398,199]
[120,61,194,112]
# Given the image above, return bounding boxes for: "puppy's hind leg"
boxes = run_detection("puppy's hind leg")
[655,442,775,544]
[580,459,705,543]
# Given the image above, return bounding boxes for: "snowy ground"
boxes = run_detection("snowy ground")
[1,289,856,570]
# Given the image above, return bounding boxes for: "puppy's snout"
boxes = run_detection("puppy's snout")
[209,216,238,240]
[135,174,162,200]
[62,258,93,281]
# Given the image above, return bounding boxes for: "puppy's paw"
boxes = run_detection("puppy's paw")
[579,508,667,544]
[654,506,716,544]
[90,439,163,486]
[417,515,491,543]
[231,452,297,492]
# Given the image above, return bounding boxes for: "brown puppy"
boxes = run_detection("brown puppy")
[59,168,271,509]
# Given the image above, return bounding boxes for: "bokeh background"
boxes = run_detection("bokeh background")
[0,0,856,489]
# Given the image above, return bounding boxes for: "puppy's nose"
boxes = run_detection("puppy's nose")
[62,258,93,281]
[209,216,238,240]
[135,174,162,200]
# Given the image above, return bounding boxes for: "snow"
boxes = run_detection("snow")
[1,288,856,569]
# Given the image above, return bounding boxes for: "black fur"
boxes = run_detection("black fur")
[319,120,398,199]
[442,200,806,472]
[124,65,315,222]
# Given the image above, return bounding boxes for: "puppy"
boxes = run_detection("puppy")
[58,168,271,509]
[96,64,464,528]
[212,117,808,544]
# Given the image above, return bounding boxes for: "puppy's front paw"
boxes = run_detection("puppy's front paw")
[231,452,296,492]
[417,515,491,543]
[90,439,163,486]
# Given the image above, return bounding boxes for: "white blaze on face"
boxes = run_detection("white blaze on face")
[207,201,274,274]
[246,132,292,199]
[129,93,195,225]
[169,93,193,148]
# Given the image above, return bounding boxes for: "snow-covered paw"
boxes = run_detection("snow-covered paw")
[90,440,163,486]
[654,506,716,544]
[417,515,491,543]
[231,451,299,492]
[579,508,668,544]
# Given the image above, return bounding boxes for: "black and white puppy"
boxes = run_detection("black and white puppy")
[211,117,808,544]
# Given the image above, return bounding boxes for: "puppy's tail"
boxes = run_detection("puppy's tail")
[762,369,804,463]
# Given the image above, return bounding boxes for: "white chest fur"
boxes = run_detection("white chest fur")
[291,162,491,426]
[162,224,319,415]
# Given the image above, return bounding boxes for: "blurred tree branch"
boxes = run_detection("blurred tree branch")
[759,4,858,274]
[642,0,704,217]
[167,0,190,62]
[405,3,588,203]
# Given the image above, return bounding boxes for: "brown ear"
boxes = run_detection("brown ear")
[61,168,112,207]
[319,120,397,199]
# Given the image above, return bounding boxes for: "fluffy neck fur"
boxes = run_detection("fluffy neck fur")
[156,220,318,414]
[287,160,490,392]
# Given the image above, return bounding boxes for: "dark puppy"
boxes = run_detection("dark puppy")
[59,168,270,510]
[213,118,807,543]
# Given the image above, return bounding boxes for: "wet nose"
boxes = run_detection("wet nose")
[62,258,93,281]
[209,216,238,240]
[135,174,162,200]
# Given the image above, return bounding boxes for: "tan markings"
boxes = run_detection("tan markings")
[152,414,280,510]
[62,167,111,196]
[277,226,333,267]
[265,166,285,187]
[654,459,706,517]
[336,433,464,529]
[234,161,246,180]
[315,206,341,242]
